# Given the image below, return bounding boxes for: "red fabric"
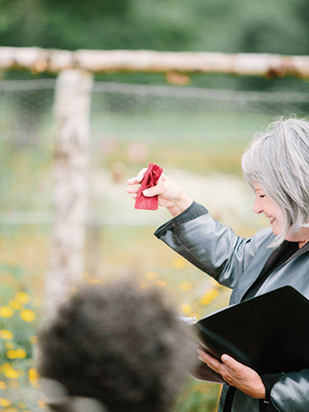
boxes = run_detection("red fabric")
[134,162,163,210]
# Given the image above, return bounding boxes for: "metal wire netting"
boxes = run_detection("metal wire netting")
[0,79,308,225]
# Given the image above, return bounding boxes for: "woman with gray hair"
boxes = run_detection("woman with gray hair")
[127,117,309,412]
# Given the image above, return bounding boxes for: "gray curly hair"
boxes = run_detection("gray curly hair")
[241,116,309,247]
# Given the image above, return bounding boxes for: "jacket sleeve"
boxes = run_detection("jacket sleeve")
[270,369,309,412]
[154,202,273,288]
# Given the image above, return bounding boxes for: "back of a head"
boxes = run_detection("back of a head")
[241,116,309,245]
[36,279,196,412]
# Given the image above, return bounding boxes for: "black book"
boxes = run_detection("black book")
[191,286,309,382]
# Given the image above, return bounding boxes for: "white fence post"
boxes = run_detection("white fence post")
[45,69,93,314]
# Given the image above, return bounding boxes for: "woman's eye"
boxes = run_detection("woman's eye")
[259,195,266,198]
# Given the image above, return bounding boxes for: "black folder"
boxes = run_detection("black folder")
[192,286,309,381]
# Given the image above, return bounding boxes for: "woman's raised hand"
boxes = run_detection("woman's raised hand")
[126,169,193,217]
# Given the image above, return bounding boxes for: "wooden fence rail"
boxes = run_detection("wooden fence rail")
[0,47,309,79]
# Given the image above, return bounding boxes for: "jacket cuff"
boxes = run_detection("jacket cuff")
[154,202,208,238]
[261,373,285,401]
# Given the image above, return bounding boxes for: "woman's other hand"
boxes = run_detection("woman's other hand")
[197,349,266,399]
[126,169,193,217]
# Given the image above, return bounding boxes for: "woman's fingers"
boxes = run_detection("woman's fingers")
[221,354,240,371]
[136,168,148,182]
[126,168,148,199]
[142,184,162,197]
[197,349,222,372]
[126,169,191,217]
[198,350,266,399]
[126,186,139,194]
[127,168,163,197]
[127,168,148,185]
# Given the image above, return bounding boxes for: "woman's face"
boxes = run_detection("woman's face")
[253,183,309,246]
[253,183,283,236]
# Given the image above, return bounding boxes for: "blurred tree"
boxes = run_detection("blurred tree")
[232,0,309,90]
[236,1,309,55]
[1,0,308,53]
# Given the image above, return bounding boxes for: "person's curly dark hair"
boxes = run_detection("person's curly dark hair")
[37,278,196,412]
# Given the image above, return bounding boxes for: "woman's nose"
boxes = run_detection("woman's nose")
[253,198,263,214]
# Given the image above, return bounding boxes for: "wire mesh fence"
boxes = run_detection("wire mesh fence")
[1,78,308,224]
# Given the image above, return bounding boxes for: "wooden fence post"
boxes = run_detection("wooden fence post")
[44,69,93,314]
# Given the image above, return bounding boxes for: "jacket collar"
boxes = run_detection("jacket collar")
[231,240,309,304]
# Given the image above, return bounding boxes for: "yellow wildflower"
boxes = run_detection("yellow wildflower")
[19,309,35,322]
[0,330,13,340]
[181,303,192,316]
[0,398,10,407]
[9,299,22,310]
[199,289,219,306]
[16,348,27,359]
[172,257,187,269]
[145,271,158,281]
[29,368,39,387]
[154,280,167,288]
[6,348,27,359]
[5,368,19,379]
[0,307,14,318]
[178,281,192,291]
[38,399,46,408]
[0,381,7,389]
[0,362,11,373]
[15,292,30,304]
[87,276,102,285]
[6,350,17,359]
[30,335,37,344]
[209,278,224,288]
[0,363,20,380]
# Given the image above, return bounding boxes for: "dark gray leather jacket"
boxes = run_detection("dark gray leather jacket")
[155,202,309,412]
